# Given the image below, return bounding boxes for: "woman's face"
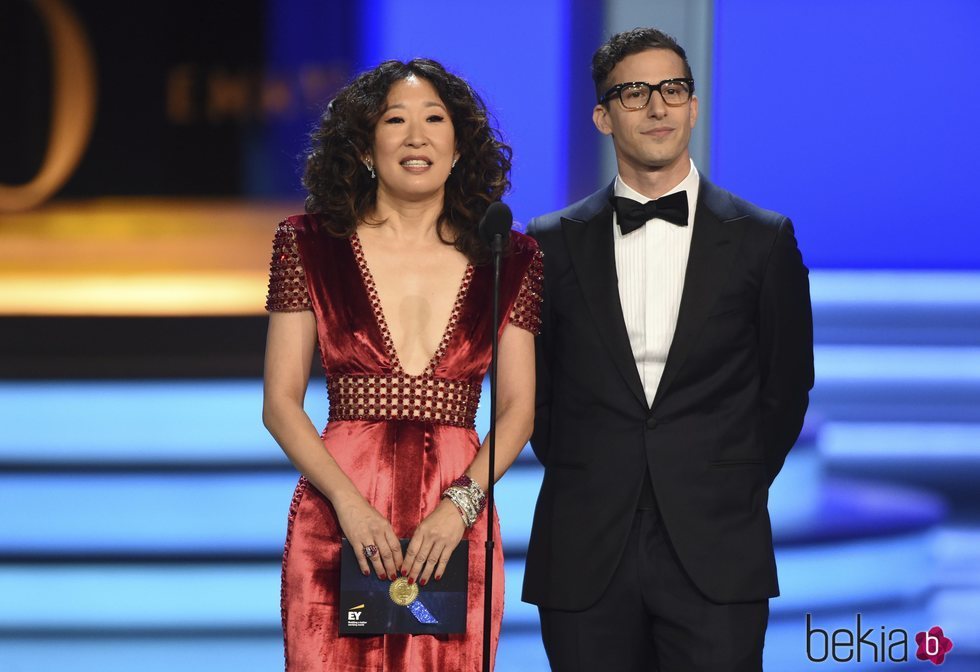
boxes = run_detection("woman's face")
[370,75,458,202]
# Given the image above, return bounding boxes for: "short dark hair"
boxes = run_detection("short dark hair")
[591,28,694,102]
[303,58,512,263]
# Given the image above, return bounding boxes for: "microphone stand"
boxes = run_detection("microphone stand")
[482,231,503,672]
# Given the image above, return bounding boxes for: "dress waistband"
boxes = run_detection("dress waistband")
[327,374,481,428]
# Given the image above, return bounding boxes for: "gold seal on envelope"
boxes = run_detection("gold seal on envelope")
[389,577,419,606]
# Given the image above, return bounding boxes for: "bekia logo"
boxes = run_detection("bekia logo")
[347,603,367,628]
[806,614,954,665]
[916,626,954,666]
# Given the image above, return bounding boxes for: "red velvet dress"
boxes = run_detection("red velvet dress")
[265,214,542,671]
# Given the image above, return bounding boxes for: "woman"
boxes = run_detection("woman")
[262,58,541,671]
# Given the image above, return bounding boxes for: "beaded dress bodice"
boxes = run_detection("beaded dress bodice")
[266,214,542,428]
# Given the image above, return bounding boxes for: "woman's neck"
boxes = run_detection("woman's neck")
[367,186,446,243]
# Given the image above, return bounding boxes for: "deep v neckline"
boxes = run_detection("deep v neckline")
[349,232,475,378]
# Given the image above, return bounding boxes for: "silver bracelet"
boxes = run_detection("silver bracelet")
[443,486,477,527]
[451,475,487,510]
[442,475,487,528]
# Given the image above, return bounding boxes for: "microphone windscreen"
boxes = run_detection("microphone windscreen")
[478,202,513,244]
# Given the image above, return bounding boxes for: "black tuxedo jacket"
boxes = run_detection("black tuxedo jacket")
[521,178,814,609]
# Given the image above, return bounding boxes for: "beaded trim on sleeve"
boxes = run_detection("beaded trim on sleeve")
[508,247,544,335]
[265,221,313,312]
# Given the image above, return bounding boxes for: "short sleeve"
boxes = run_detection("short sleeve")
[508,247,544,335]
[265,221,313,312]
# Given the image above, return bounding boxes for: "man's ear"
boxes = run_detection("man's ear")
[593,104,613,136]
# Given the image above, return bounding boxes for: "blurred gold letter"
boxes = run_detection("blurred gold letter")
[0,0,98,212]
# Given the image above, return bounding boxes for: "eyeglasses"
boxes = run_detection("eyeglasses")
[598,78,695,109]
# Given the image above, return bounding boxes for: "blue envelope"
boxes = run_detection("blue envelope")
[339,538,469,634]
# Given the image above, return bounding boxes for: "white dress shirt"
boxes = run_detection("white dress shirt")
[613,160,700,407]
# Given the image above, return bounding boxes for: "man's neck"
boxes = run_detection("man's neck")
[617,156,691,200]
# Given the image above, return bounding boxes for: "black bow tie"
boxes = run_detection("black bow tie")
[611,191,689,234]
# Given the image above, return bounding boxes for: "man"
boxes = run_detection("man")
[522,28,814,671]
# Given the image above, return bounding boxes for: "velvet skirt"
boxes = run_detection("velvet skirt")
[281,419,504,671]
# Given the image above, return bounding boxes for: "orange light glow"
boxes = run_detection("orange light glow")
[0,199,303,316]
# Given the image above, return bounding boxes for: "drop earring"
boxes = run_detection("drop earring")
[364,161,375,179]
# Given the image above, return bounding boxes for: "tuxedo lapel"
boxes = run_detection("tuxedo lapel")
[561,191,648,409]
[652,180,747,410]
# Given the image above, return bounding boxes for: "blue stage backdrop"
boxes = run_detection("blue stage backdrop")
[712,0,980,269]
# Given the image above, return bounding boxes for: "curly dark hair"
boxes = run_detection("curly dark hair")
[592,28,694,102]
[302,58,512,263]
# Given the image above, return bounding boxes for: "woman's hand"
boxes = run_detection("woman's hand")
[333,492,403,580]
[401,499,466,586]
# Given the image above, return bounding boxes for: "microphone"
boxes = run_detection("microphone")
[477,200,511,672]
[478,202,512,251]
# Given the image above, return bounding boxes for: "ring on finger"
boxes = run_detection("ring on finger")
[363,544,379,559]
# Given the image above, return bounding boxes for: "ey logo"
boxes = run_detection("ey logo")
[347,604,365,624]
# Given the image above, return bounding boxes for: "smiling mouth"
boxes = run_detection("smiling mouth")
[400,159,432,169]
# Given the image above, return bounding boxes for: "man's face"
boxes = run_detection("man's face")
[593,49,698,181]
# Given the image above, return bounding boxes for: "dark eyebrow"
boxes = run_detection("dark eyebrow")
[384,101,448,111]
